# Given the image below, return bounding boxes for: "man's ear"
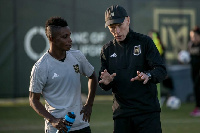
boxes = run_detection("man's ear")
[127,16,130,25]
[49,36,53,42]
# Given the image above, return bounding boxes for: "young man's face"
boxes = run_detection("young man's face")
[108,17,130,42]
[52,26,72,51]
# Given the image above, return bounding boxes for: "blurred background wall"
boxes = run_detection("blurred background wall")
[0,0,199,98]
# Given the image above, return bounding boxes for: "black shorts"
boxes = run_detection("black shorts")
[68,126,91,133]
[113,112,162,133]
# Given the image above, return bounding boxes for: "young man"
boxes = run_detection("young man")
[99,5,167,133]
[29,17,97,133]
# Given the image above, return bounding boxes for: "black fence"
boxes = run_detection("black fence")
[0,0,199,98]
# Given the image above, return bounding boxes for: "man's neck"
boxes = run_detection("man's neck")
[48,49,66,61]
[118,29,131,44]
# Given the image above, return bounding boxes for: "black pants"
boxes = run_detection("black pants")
[69,126,91,133]
[113,112,162,133]
[191,64,200,107]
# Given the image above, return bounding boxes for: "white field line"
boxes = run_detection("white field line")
[0,95,113,105]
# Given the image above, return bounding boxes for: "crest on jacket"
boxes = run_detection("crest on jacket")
[73,64,80,73]
[133,45,141,55]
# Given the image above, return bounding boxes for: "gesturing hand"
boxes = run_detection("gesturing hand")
[99,69,116,85]
[130,71,150,84]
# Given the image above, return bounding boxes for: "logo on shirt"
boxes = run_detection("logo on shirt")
[111,12,114,17]
[133,45,141,55]
[73,64,80,73]
[52,73,59,79]
[110,53,117,57]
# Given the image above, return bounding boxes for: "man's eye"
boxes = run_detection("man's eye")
[110,27,115,30]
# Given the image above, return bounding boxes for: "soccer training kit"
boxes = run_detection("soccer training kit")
[29,49,94,132]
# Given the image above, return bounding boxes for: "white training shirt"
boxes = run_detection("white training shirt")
[29,49,94,131]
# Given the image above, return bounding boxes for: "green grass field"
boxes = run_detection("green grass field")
[0,96,200,133]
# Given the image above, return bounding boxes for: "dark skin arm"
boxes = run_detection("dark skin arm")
[80,71,97,122]
[29,92,68,133]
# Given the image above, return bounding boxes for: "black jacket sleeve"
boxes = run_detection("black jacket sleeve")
[145,38,167,83]
[98,45,115,91]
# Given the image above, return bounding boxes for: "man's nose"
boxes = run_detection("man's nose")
[115,27,120,34]
[69,37,72,43]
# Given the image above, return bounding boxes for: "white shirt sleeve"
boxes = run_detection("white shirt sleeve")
[29,62,47,93]
[70,50,94,77]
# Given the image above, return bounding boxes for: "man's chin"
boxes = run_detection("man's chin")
[65,48,71,51]
[116,38,124,42]
[115,36,126,41]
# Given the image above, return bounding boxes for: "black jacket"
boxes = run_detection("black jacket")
[99,29,167,119]
[189,42,200,65]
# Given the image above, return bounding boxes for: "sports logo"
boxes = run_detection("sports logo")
[73,64,80,73]
[52,73,59,79]
[133,45,141,55]
[111,12,114,17]
[110,53,117,57]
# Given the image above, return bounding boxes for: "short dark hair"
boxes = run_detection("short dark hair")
[45,16,68,39]
[191,26,200,35]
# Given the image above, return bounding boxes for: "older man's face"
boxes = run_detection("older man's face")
[108,17,130,42]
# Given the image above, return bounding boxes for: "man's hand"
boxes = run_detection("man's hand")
[99,69,116,85]
[29,92,69,132]
[130,71,150,84]
[80,104,92,122]
[50,117,68,133]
